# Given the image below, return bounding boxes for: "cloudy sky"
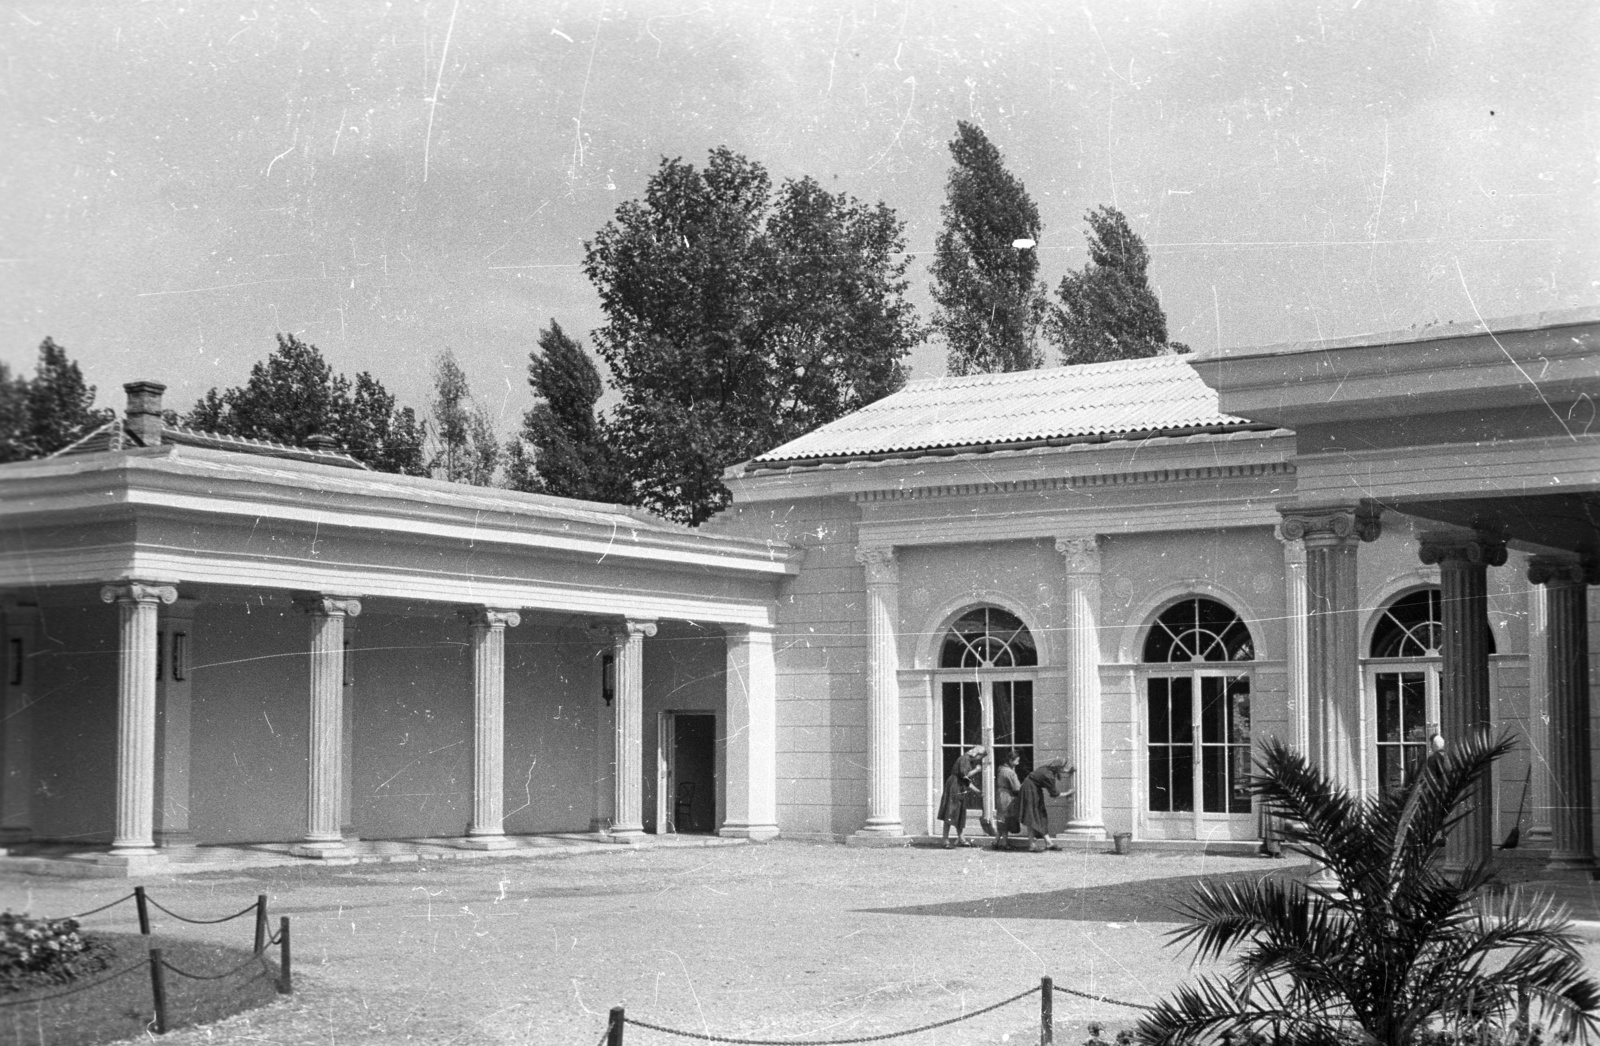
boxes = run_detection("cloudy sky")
[1,0,1594,432]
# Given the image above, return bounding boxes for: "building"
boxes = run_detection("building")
[0,308,1595,875]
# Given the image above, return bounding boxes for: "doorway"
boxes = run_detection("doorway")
[658,712,717,834]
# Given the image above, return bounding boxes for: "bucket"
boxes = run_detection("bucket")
[1112,832,1132,855]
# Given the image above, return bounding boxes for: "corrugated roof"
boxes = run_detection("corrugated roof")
[749,354,1262,469]
[53,421,369,469]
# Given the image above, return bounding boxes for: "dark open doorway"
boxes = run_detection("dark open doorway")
[669,713,717,834]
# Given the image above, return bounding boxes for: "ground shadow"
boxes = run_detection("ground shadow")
[858,864,1311,923]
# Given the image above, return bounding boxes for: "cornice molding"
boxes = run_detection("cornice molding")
[847,460,1294,504]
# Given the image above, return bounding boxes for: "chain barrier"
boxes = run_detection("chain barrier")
[0,958,149,1008]
[61,893,137,921]
[145,897,260,925]
[1053,984,1153,1012]
[159,952,275,983]
[623,984,1041,1045]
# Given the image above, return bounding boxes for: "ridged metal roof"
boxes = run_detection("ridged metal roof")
[750,353,1258,467]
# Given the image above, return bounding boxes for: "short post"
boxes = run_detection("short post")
[148,947,169,1034]
[277,916,292,995]
[607,1005,625,1046]
[1040,976,1054,1045]
[134,886,151,936]
[253,895,268,954]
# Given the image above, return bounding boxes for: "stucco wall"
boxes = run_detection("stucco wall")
[30,603,118,843]
[640,622,727,834]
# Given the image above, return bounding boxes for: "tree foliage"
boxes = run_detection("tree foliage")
[929,121,1046,376]
[188,333,425,475]
[505,320,627,502]
[585,147,921,524]
[1139,732,1600,1046]
[426,349,501,487]
[0,338,113,462]
[1047,205,1189,365]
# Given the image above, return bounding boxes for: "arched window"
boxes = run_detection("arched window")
[1142,598,1254,830]
[937,607,1037,820]
[1367,587,1494,793]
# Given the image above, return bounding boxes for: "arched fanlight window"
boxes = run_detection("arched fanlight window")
[1142,598,1254,663]
[939,607,1038,669]
[1370,588,1496,658]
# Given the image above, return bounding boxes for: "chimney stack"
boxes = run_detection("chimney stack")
[123,381,166,447]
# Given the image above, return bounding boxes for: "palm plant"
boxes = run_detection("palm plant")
[1138,731,1600,1046]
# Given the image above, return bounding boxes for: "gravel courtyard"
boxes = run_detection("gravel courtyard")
[2,841,1592,1046]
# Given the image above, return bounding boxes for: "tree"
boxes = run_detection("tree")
[929,121,1046,376]
[426,349,500,487]
[0,361,31,464]
[188,334,425,475]
[505,320,627,502]
[17,338,113,458]
[1139,732,1600,1046]
[585,147,920,524]
[1047,205,1189,365]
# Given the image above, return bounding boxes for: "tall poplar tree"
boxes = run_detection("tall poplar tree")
[426,349,501,486]
[929,121,1047,376]
[505,320,626,502]
[1047,205,1189,365]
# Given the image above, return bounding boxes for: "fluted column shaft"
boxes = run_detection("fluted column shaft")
[1277,530,1311,752]
[611,619,655,837]
[1530,557,1596,877]
[854,547,903,837]
[1280,507,1381,793]
[463,608,520,843]
[721,625,779,840]
[1420,531,1506,874]
[1057,537,1105,839]
[101,582,177,852]
[294,595,361,852]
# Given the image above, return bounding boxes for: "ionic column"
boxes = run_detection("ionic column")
[1525,577,1553,844]
[720,625,780,841]
[100,581,178,853]
[610,619,655,839]
[1528,556,1596,879]
[1278,506,1382,793]
[291,594,361,857]
[588,627,617,833]
[1419,530,1506,875]
[1056,536,1106,839]
[1,601,39,846]
[460,607,521,849]
[1276,527,1311,753]
[155,598,198,848]
[852,547,904,839]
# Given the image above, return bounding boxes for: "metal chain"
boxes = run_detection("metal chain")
[1053,984,1153,1011]
[145,897,260,925]
[622,985,1041,1045]
[61,893,137,920]
[0,958,149,1008]
[160,953,274,983]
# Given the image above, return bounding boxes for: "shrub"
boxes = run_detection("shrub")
[0,911,109,991]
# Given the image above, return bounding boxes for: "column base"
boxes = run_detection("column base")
[289,840,350,859]
[88,850,170,872]
[1060,823,1107,841]
[846,822,910,847]
[719,823,780,842]
[458,834,516,851]
[1543,853,1599,880]
[608,827,646,845]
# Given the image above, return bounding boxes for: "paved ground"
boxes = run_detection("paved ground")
[2,840,1597,1046]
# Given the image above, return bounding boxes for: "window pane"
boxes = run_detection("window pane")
[1401,674,1426,742]
[942,682,964,747]
[1012,682,1034,747]
[1171,746,1194,812]
[1170,677,1194,746]
[1201,676,1225,744]
[1202,746,1226,813]
[1149,746,1171,812]
[1376,673,1401,742]
[1229,746,1253,813]
[994,681,1015,746]
[1228,678,1251,744]
[1148,678,1170,744]
[963,685,982,747]
[1377,746,1404,794]
[1145,598,1255,663]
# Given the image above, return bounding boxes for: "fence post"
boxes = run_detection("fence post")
[607,1005,625,1046]
[148,947,169,1035]
[134,886,151,936]
[277,916,292,995]
[253,895,268,954]
[1040,976,1054,1045]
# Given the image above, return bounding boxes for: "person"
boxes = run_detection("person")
[993,750,1023,851]
[1017,759,1074,852]
[938,745,986,848]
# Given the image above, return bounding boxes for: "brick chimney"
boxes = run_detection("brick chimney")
[123,381,166,447]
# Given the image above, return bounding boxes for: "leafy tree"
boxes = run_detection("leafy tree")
[17,338,113,458]
[505,320,627,502]
[585,147,920,524]
[1047,205,1189,365]
[1139,732,1600,1046]
[929,121,1046,376]
[0,361,31,464]
[188,334,425,475]
[426,349,500,487]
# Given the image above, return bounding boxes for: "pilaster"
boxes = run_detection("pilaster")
[720,625,779,841]
[610,618,655,840]
[100,581,178,856]
[458,608,520,849]
[290,593,361,858]
[1528,555,1597,879]
[1525,576,1553,844]
[1056,536,1106,840]
[1275,527,1311,753]
[850,546,906,844]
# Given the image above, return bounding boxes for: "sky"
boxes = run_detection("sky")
[1,0,1595,435]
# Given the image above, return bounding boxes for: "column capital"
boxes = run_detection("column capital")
[100,582,178,606]
[854,546,898,585]
[622,618,657,640]
[1054,535,1102,574]
[292,593,363,618]
[1277,504,1382,546]
[1418,531,1508,569]
[1528,554,1596,587]
[458,607,522,629]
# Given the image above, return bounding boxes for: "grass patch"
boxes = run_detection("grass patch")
[0,932,281,1046]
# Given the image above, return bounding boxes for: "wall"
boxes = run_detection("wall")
[30,603,118,842]
[500,618,601,835]
[640,621,726,834]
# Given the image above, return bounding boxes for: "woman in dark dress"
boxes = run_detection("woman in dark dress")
[1017,759,1074,852]
[939,745,986,848]
[993,750,1023,851]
